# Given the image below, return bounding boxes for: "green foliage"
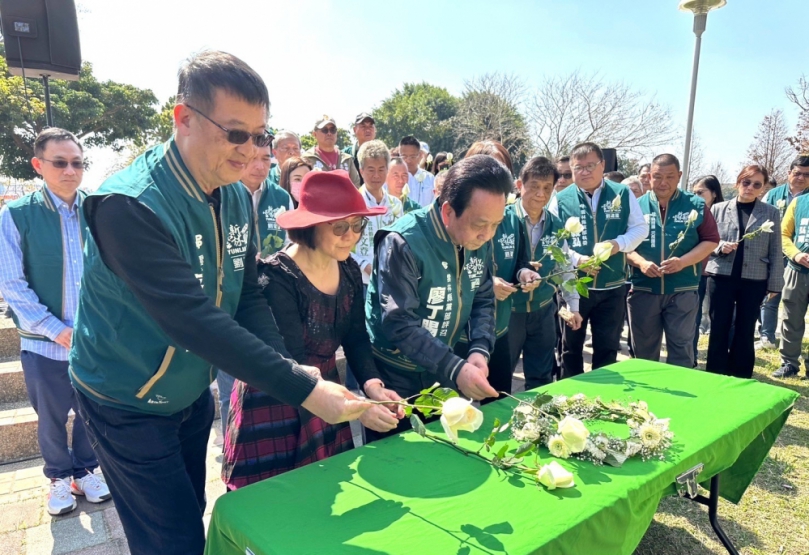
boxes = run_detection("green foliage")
[0,43,160,179]
[373,82,459,153]
[413,385,457,418]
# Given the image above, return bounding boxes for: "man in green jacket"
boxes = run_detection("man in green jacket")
[626,154,719,368]
[366,155,533,438]
[69,51,371,555]
[548,142,649,377]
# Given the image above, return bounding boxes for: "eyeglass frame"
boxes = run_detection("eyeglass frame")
[185,104,272,147]
[38,158,85,170]
[327,218,368,236]
[572,161,603,174]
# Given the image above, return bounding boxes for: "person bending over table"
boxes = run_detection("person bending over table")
[223,170,403,490]
[68,52,371,555]
[366,155,540,441]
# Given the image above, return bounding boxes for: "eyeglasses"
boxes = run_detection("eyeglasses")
[558,172,572,180]
[740,179,763,190]
[791,170,809,179]
[328,218,368,236]
[39,158,84,170]
[572,162,601,174]
[185,104,272,147]
[319,127,337,135]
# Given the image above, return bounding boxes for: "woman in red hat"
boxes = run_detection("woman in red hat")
[222,170,404,490]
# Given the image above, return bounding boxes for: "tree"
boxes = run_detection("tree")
[745,109,793,183]
[372,83,459,154]
[452,73,532,171]
[786,75,809,153]
[526,71,679,161]
[0,43,159,179]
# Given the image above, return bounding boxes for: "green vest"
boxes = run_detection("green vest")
[255,179,291,259]
[366,201,491,372]
[459,205,522,341]
[554,180,631,289]
[6,187,87,341]
[510,203,564,313]
[69,139,255,415]
[788,194,809,275]
[267,164,280,188]
[764,183,794,218]
[631,189,705,294]
[401,196,422,215]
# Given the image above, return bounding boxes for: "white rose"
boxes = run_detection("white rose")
[547,434,571,459]
[416,172,426,183]
[592,241,613,263]
[537,461,575,490]
[401,183,411,198]
[446,153,454,163]
[686,209,698,224]
[760,220,774,233]
[777,199,786,209]
[611,196,621,211]
[426,154,433,165]
[557,416,590,453]
[507,193,517,205]
[565,217,584,235]
[439,397,484,444]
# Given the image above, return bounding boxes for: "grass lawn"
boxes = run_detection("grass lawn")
[633,337,809,555]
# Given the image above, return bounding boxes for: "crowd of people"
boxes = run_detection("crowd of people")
[1,49,808,555]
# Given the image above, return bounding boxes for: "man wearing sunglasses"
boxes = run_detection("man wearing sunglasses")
[301,115,361,186]
[67,51,371,555]
[758,155,809,351]
[344,112,377,185]
[555,155,573,193]
[0,128,112,518]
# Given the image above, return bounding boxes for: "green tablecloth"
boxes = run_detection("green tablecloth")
[205,360,798,555]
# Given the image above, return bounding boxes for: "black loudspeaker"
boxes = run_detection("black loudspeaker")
[0,0,81,81]
[602,148,618,173]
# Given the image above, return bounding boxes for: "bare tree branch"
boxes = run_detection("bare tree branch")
[526,71,679,161]
[746,109,794,183]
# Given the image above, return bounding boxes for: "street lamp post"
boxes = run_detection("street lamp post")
[679,0,727,190]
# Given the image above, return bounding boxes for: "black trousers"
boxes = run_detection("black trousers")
[454,334,512,400]
[562,285,627,378]
[706,276,768,379]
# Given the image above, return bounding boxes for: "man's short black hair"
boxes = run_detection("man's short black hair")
[569,142,603,162]
[398,135,421,149]
[790,154,809,171]
[287,227,316,250]
[520,156,558,184]
[439,155,513,218]
[177,50,270,112]
[556,155,570,164]
[33,128,82,158]
[605,171,626,182]
[651,153,681,172]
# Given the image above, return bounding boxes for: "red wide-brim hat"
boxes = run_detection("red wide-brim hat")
[276,169,387,229]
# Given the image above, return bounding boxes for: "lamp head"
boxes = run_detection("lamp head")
[678,0,727,14]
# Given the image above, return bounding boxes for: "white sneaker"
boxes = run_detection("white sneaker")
[71,472,112,503]
[48,478,77,515]
[755,338,777,350]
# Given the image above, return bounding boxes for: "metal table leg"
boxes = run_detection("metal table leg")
[690,474,740,555]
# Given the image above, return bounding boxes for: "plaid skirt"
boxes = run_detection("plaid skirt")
[221,369,354,490]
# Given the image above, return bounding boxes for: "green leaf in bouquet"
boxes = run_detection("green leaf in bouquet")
[549,274,565,285]
[496,444,509,459]
[561,280,576,294]
[550,246,567,264]
[579,277,593,284]
[575,281,589,297]
[403,405,413,418]
[431,388,459,402]
[410,414,427,437]
[532,393,553,407]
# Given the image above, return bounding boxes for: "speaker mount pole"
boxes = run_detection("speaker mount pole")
[42,75,53,128]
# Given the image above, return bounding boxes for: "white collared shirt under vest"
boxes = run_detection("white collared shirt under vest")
[408,168,436,208]
[351,186,403,285]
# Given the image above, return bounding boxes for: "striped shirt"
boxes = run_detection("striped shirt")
[0,188,83,361]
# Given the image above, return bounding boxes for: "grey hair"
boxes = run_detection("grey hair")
[389,157,407,168]
[357,140,390,168]
[272,130,300,149]
[622,176,643,189]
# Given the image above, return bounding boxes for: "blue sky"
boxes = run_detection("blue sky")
[75,0,806,188]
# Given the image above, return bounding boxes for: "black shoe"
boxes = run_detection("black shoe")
[772,364,799,379]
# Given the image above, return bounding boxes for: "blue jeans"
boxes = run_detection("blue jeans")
[75,388,214,555]
[21,351,97,480]
[215,370,235,436]
[758,291,781,343]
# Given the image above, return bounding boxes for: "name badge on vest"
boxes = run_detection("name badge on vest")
[226,223,250,271]
[498,233,515,260]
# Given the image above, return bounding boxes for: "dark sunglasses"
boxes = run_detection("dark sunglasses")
[328,218,368,236]
[319,127,337,135]
[39,158,84,170]
[740,179,763,190]
[186,104,272,147]
[559,172,572,180]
